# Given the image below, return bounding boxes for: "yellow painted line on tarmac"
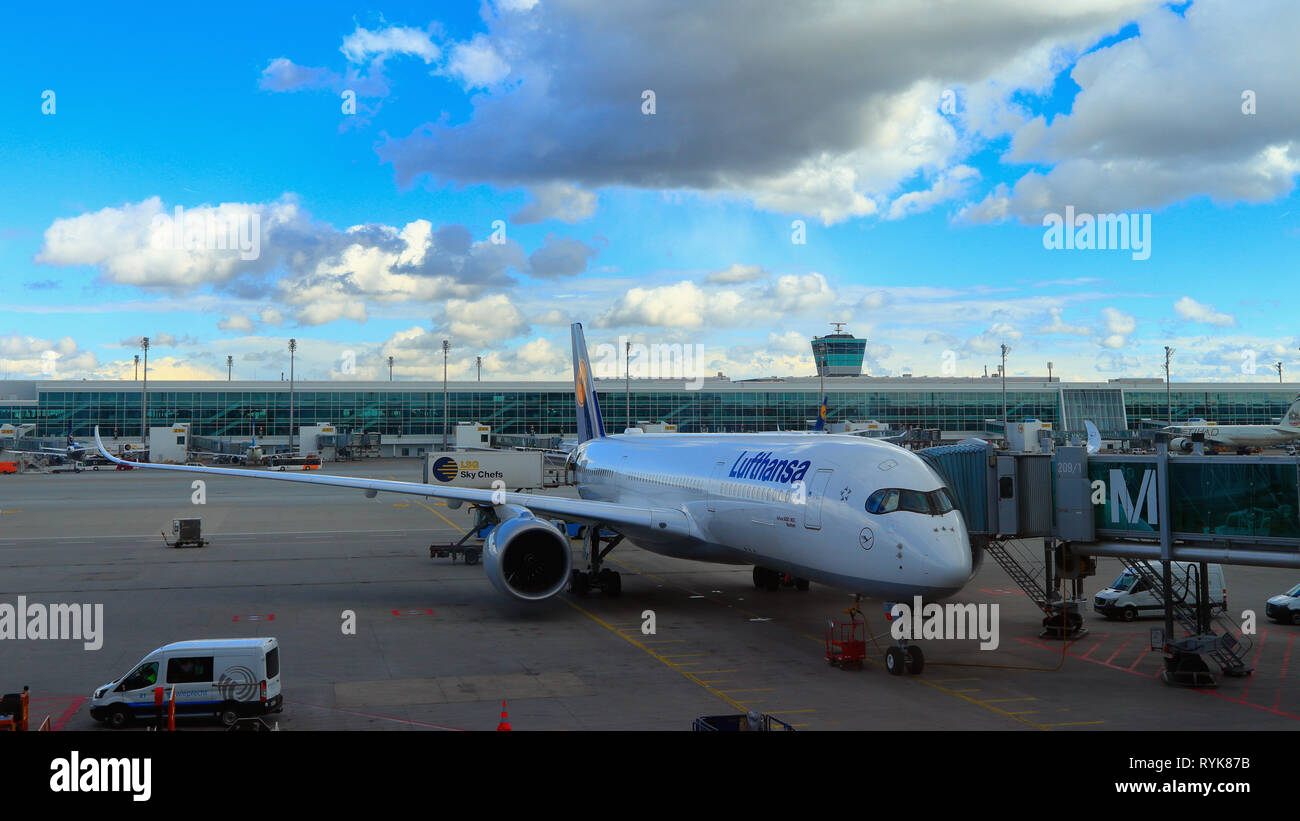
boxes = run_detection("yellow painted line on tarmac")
[659,653,707,659]
[802,632,1052,731]
[563,597,749,712]
[1,510,19,514]
[414,500,462,531]
[1005,711,1040,715]
[719,688,773,694]
[392,503,410,507]
[983,697,1038,704]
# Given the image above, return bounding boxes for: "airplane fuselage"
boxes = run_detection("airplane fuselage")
[572,432,973,600]
[1165,424,1300,449]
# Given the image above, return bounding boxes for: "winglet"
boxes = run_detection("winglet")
[93,426,127,465]
[570,323,606,442]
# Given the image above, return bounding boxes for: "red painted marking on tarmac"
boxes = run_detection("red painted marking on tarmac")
[978,588,1021,596]
[285,700,464,730]
[1192,689,1300,721]
[1020,631,1300,721]
[1104,636,1135,665]
[1275,632,1296,712]
[1014,636,1161,678]
[391,609,434,616]
[1242,629,1265,702]
[29,697,86,731]
[1127,647,1154,671]
[232,614,275,622]
[1080,637,1107,660]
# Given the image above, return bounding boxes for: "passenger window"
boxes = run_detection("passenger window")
[166,656,214,684]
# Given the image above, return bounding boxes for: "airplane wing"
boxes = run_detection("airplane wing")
[92,427,691,536]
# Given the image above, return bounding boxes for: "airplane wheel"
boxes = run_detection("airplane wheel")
[885,646,906,676]
[905,645,924,675]
[752,567,764,590]
[601,570,622,598]
[569,570,589,596]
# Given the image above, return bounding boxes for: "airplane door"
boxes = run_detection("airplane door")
[803,469,833,530]
[707,461,727,512]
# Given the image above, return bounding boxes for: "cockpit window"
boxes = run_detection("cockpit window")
[866,487,957,516]
[865,488,899,514]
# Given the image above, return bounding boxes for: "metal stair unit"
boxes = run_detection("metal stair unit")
[1117,558,1253,677]
[984,539,1050,612]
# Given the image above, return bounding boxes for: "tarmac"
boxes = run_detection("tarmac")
[1,458,1297,731]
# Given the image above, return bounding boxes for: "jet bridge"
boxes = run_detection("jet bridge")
[920,435,1300,686]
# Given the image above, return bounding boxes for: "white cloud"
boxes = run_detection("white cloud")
[218,315,255,333]
[341,25,440,64]
[1174,296,1236,327]
[706,264,767,285]
[446,34,511,88]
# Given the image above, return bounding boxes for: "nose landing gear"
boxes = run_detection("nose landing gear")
[885,644,924,676]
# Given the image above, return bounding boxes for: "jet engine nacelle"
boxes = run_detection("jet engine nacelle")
[483,506,572,601]
[1170,437,1195,453]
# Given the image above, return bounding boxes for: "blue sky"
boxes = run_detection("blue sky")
[3,0,1298,384]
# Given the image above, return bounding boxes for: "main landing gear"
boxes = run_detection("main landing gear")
[569,526,625,597]
[753,566,810,592]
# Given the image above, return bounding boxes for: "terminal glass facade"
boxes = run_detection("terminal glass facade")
[2,383,1296,440]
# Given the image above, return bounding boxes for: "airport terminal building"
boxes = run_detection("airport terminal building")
[0,375,1296,443]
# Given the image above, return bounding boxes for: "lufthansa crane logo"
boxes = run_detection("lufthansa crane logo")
[576,359,588,408]
[432,457,458,482]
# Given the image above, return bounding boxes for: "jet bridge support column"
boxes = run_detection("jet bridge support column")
[1154,434,1215,687]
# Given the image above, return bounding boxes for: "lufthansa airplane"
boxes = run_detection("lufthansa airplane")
[95,324,973,669]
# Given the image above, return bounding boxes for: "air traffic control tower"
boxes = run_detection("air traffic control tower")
[811,323,867,377]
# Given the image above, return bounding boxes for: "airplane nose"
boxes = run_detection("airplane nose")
[922,518,972,594]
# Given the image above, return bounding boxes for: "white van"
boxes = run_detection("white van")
[89,638,282,728]
[1093,562,1227,622]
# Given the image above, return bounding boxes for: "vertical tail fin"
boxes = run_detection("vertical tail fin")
[571,323,606,442]
[1285,393,1300,429]
[812,395,828,432]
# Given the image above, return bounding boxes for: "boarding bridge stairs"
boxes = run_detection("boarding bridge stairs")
[1117,558,1253,677]
[984,540,1051,614]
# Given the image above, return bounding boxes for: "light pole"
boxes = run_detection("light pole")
[625,340,631,431]
[288,338,296,454]
[1277,361,1284,384]
[140,337,149,445]
[1047,361,1054,382]
[1163,346,1175,424]
[133,354,139,381]
[227,355,233,381]
[1000,343,1010,434]
[442,339,450,450]
[475,355,482,382]
[387,356,394,381]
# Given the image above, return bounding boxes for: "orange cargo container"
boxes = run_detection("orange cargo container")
[0,462,17,474]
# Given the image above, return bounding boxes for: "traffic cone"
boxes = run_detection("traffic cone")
[496,700,511,731]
